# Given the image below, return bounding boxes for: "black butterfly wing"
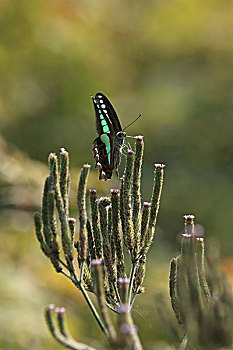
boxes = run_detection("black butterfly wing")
[93,92,122,134]
[92,135,113,180]
[92,92,120,180]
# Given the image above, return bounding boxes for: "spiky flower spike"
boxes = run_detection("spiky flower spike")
[34,138,165,350]
[169,215,233,349]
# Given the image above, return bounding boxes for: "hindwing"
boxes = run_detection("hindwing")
[92,135,114,180]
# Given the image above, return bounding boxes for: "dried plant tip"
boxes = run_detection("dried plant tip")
[91,259,102,266]
[99,196,111,207]
[119,278,130,284]
[121,152,134,253]
[169,258,183,326]
[150,164,165,228]
[47,190,58,238]
[68,218,76,242]
[42,176,52,245]
[59,148,70,214]
[89,189,97,195]
[89,191,102,260]
[74,240,81,267]
[99,198,117,284]
[60,147,68,156]
[135,135,143,141]
[184,214,195,223]
[77,164,91,262]
[68,217,76,225]
[86,219,96,260]
[48,153,57,167]
[184,214,195,236]
[46,304,55,311]
[34,212,43,244]
[142,164,165,255]
[48,153,59,187]
[55,306,67,337]
[134,255,146,292]
[55,307,66,314]
[140,202,151,255]
[111,189,125,279]
[132,135,144,262]
[182,233,192,238]
[195,237,211,302]
[111,188,120,194]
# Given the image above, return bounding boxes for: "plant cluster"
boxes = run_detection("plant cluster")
[34,138,233,350]
[169,215,233,350]
[34,137,165,350]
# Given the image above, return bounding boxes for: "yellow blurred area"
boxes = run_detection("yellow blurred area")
[221,258,233,282]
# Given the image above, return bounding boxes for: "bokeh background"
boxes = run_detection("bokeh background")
[0,0,233,349]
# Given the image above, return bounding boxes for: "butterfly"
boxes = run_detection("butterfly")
[91,92,127,180]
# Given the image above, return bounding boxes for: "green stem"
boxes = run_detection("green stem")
[179,334,188,350]
[61,270,79,286]
[61,271,108,338]
[128,262,137,303]
[130,285,139,309]
[106,304,119,314]
[79,282,108,338]
[59,259,69,271]
[79,262,84,281]
[112,282,121,305]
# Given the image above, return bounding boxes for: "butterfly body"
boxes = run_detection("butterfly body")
[91,93,126,180]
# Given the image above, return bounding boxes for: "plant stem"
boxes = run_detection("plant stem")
[59,259,69,270]
[130,285,139,309]
[61,270,108,338]
[79,282,108,338]
[179,334,188,350]
[113,282,121,304]
[128,262,137,303]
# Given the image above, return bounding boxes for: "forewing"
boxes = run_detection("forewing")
[91,94,114,136]
[94,92,122,133]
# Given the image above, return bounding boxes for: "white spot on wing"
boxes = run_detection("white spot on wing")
[99,99,104,104]
[101,104,106,108]
[96,162,102,170]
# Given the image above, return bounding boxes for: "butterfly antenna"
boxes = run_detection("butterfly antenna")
[123,114,142,132]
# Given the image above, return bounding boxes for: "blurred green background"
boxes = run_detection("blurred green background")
[0,0,233,349]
